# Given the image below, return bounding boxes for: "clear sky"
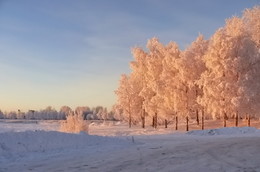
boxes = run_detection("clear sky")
[0,0,258,112]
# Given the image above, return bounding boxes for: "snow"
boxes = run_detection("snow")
[0,120,59,133]
[0,131,128,161]
[1,120,260,171]
[187,127,260,136]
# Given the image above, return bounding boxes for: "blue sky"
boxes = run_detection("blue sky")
[0,0,258,112]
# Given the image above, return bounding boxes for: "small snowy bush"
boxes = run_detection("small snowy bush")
[60,112,89,133]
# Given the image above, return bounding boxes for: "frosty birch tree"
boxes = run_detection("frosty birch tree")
[198,15,260,119]
[143,38,165,127]
[115,74,143,127]
[243,6,260,48]
[178,34,208,122]
[115,5,260,126]
[159,42,182,121]
[130,47,149,128]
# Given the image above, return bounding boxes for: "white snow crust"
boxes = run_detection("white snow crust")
[1,120,260,172]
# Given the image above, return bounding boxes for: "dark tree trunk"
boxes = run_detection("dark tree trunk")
[129,113,132,128]
[235,111,238,127]
[186,116,189,131]
[223,112,227,127]
[142,109,145,128]
[165,119,168,128]
[196,109,199,125]
[202,109,204,130]
[154,112,158,129]
[152,116,155,128]
[175,115,178,130]
[248,115,251,127]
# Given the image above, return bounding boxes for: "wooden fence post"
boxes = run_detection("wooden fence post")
[165,119,168,128]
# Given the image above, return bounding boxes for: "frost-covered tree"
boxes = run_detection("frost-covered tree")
[199,15,260,119]
[115,5,260,126]
[178,34,208,121]
[242,6,260,48]
[115,74,142,127]
[75,106,90,119]
[96,107,108,120]
[142,38,165,127]
[130,47,150,127]
[40,106,59,120]
[0,110,4,119]
[6,111,17,119]
[159,41,182,121]
[111,104,125,121]
[60,106,72,118]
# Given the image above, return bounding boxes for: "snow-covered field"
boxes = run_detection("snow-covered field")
[1,120,260,172]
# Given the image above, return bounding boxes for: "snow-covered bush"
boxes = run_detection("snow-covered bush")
[60,112,89,133]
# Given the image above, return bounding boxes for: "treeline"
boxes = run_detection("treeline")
[115,6,260,128]
[0,106,119,120]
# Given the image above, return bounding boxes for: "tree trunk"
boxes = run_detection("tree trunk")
[152,116,155,128]
[202,109,204,130]
[142,109,145,128]
[165,119,168,128]
[129,113,132,128]
[175,115,178,130]
[154,112,158,129]
[196,109,199,125]
[186,116,189,131]
[248,115,251,127]
[223,112,227,127]
[235,111,238,127]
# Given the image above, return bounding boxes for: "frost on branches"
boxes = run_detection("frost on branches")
[115,6,260,127]
[60,112,89,133]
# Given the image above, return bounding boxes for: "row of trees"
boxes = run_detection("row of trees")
[115,6,260,128]
[0,106,116,120]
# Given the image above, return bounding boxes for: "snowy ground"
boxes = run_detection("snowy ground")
[0,119,260,172]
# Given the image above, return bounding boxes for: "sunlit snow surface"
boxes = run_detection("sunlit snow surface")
[0,120,59,133]
[0,120,260,172]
